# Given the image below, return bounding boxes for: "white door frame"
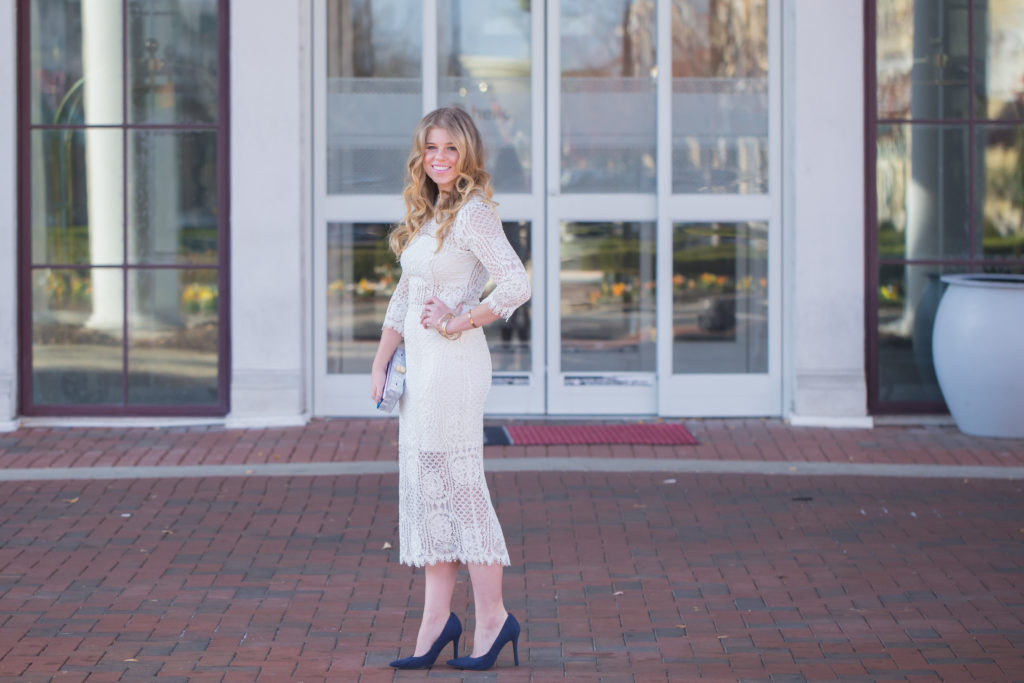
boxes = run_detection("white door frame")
[654,0,783,417]
[313,0,783,418]
[311,0,547,416]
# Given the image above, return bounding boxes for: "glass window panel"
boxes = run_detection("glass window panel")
[128,130,219,265]
[561,0,656,193]
[975,2,1024,120]
[31,128,124,266]
[31,267,124,405]
[326,223,398,374]
[439,0,532,193]
[672,222,767,374]
[977,125,1024,260]
[876,124,970,260]
[672,0,768,194]
[128,0,220,124]
[326,0,423,194]
[483,222,532,372]
[877,263,966,404]
[126,269,219,405]
[560,221,656,372]
[875,0,970,120]
[30,0,124,125]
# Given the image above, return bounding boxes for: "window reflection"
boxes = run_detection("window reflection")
[560,0,656,193]
[127,269,219,405]
[876,124,970,261]
[128,130,219,265]
[877,264,961,404]
[673,222,767,374]
[326,223,398,374]
[875,0,970,120]
[672,0,768,194]
[32,268,124,406]
[439,0,532,193]
[326,0,423,194]
[483,222,532,372]
[975,3,1024,120]
[560,222,656,372]
[26,0,225,411]
[977,125,1024,260]
[128,0,220,124]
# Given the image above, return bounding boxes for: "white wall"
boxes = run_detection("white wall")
[0,1,18,430]
[227,1,310,427]
[787,0,872,426]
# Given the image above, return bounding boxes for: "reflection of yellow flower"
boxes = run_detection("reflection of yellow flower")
[182,283,218,313]
[879,284,900,302]
[328,279,345,293]
[672,274,684,286]
[356,278,373,295]
[611,282,626,297]
[700,273,717,287]
[589,289,602,304]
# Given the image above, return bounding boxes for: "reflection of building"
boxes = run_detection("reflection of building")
[1,1,1022,428]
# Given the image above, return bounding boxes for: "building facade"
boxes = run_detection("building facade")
[1,1,1021,430]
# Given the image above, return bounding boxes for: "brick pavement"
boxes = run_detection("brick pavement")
[1,418,1023,470]
[0,419,1022,681]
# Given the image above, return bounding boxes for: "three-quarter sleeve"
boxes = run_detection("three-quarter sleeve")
[382,270,410,336]
[459,199,531,320]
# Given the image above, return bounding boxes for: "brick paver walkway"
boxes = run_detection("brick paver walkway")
[0,418,1022,681]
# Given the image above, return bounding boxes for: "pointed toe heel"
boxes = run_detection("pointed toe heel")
[389,612,462,670]
[446,613,520,671]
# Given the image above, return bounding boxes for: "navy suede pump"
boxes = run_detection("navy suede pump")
[389,612,462,670]
[446,613,520,670]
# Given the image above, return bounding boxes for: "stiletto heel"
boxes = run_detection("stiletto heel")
[446,613,520,670]
[389,613,462,670]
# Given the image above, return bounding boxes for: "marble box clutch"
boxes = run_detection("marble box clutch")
[376,345,406,412]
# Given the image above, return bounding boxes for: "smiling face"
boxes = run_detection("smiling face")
[423,127,460,193]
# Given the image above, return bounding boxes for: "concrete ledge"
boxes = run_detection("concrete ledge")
[224,412,310,430]
[19,417,225,429]
[0,457,1020,482]
[788,414,874,429]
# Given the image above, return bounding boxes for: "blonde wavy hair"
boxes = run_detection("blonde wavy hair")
[388,107,495,257]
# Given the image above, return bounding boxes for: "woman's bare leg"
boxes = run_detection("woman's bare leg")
[412,561,459,655]
[466,562,509,656]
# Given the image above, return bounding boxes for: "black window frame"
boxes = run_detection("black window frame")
[16,0,231,417]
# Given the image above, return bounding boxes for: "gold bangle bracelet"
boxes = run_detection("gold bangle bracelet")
[440,314,461,340]
[466,309,478,328]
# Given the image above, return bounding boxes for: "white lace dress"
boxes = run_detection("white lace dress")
[382,196,531,567]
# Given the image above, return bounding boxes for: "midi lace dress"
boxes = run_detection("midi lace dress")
[382,196,531,567]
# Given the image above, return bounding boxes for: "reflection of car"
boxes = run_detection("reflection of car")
[697,295,735,332]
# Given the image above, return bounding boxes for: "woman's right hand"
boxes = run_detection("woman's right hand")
[370,364,387,405]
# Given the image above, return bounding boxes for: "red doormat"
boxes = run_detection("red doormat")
[502,423,698,446]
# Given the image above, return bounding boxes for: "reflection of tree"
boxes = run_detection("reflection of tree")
[672,0,767,78]
[328,0,420,78]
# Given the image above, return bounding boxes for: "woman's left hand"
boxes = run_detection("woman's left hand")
[420,296,453,330]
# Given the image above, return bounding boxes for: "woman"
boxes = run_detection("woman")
[370,107,531,671]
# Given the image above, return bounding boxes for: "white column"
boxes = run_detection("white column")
[227,0,309,426]
[787,0,872,427]
[81,0,125,332]
[0,0,18,429]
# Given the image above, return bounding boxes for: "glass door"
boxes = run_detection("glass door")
[312,0,545,416]
[314,0,781,417]
[547,0,782,416]
[656,0,782,416]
